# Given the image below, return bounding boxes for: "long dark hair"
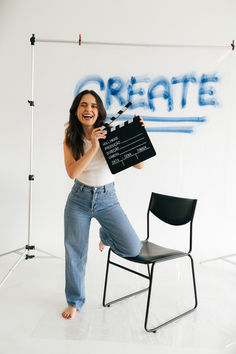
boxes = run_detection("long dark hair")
[65,90,107,160]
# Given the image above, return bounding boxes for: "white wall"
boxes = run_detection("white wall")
[0,0,236,261]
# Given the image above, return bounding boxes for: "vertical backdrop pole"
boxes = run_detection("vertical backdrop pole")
[26,34,36,259]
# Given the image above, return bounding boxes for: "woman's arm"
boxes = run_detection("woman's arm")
[64,142,97,179]
[64,127,106,179]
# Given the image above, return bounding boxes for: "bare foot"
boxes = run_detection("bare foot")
[62,306,77,320]
[99,240,105,252]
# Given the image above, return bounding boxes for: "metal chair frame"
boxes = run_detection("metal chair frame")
[102,192,198,333]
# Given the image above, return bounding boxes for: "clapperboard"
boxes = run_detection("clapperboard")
[99,103,156,174]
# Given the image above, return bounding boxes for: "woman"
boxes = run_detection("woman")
[62,90,143,320]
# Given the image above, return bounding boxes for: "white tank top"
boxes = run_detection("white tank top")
[76,138,115,187]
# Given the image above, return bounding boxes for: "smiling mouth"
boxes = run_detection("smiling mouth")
[82,114,94,120]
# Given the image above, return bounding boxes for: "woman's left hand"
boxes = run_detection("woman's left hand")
[134,114,145,128]
[132,115,145,170]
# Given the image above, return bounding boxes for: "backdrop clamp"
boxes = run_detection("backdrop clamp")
[25,245,35,250]
[231,40,235,51]
[28,100,34,106]
[30,34,35,46]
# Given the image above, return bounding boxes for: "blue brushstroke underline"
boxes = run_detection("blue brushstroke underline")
[146,126,194,133]
[106,114,206,123]
[106,114,206,134]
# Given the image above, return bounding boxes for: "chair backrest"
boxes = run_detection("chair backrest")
[148,192,197,226]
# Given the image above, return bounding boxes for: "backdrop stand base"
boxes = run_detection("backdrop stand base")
[200,253,236,265]
[0,246,64,288]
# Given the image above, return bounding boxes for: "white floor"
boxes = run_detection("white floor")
[0,249,236,354]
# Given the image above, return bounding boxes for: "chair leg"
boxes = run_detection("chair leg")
[144,262,155,332]
[188,254,198,309]
[144,256,198,333]
[102,249,149,307]
[147,263,151,277]
[102,248,111,307]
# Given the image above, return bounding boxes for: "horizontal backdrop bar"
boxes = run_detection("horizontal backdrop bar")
[36,39,78,44]
[35,37,232,49]
[82,40,229,49]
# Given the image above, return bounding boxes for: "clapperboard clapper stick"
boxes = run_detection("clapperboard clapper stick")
[99,103,157,174]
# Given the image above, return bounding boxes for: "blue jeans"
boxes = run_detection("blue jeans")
[64,179,142,310]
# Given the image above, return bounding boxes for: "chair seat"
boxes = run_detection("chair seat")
[125,240,187,264]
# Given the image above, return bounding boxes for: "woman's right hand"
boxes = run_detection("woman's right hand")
[90,127,106,151]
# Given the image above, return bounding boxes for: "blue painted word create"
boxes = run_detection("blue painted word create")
[74,73,219,112]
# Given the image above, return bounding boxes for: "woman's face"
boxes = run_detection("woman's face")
[76,94,99,128]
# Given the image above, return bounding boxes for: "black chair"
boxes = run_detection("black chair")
[102,192,198,333]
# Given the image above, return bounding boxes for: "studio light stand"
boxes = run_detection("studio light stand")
[0,34,62,289]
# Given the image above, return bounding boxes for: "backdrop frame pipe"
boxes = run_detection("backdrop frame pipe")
[36,35,234,50]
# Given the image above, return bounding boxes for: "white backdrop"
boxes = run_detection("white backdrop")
[0,0,236,261]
